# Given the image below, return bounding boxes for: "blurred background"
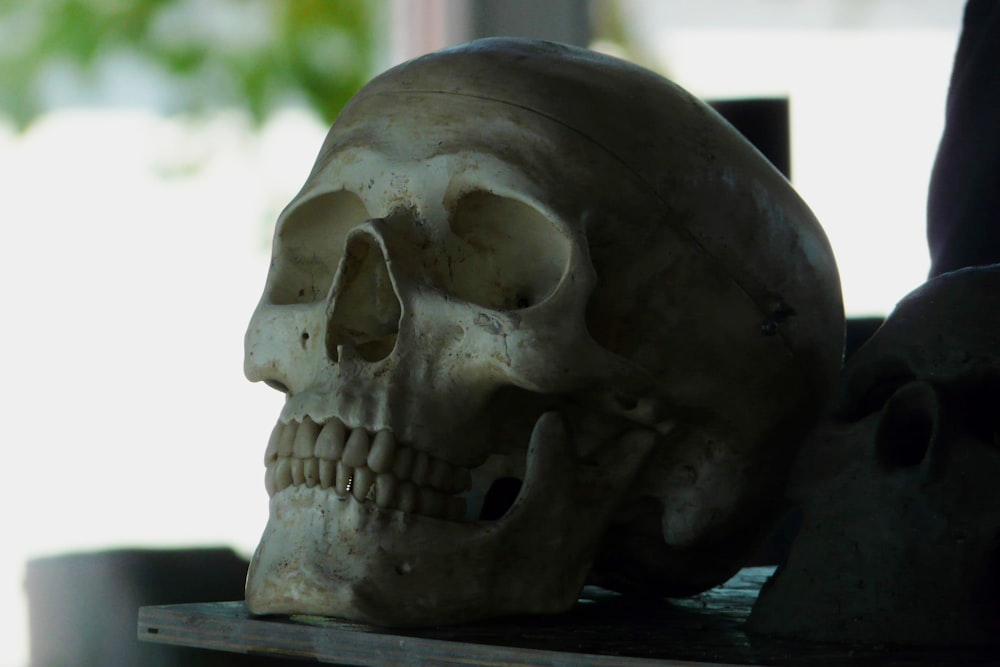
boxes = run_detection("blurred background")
[0,0,963,664]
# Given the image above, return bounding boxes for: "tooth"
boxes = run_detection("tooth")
[419,488,444,518]
[264,422,284,465]
[335,462,352,496]
[315,419,346,460]
[367,430,396,473]
[343,429,371,467]
[375,473,397,508]
[319,459,334,489]
[278,421,296,457]
[429,458,451,490]
[290,458,304,485]
[275,459,292,492]
[303,458,319,487]
[293,418,320,457]
[392,447,414,479]
[411,451,430,486]
[451,466,472,493]
[265,466,277,496]
[397,481,417,513]
[446,496,466,521]
[352,467,375,501]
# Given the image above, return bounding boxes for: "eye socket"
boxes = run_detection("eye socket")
[438,192,570,311]
[267,190,369,305]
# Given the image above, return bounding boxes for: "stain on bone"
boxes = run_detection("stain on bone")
[761,298,796,336]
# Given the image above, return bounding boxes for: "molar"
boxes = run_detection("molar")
[397,481,417,513]
[419,488,445,519]
[429,458,451,490]
[392,448,414,478]
[411,451,430,485]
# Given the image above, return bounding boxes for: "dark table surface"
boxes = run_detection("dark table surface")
[138,567,997,666]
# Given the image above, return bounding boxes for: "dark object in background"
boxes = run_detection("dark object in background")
[26,548,300,667]
[927,0,1000,277]
[710,98,791,180]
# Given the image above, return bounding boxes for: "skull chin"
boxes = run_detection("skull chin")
[245,411,656,626]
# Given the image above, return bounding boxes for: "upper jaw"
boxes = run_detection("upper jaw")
[277,386,496,468]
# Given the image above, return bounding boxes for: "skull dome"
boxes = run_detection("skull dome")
[243,38,844,625]
[749,264,1000,646]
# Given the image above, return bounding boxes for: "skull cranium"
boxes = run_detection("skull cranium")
[243,38,844,625]
[749,264,1000,645]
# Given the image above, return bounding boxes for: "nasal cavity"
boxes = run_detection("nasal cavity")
[326,232,402,362]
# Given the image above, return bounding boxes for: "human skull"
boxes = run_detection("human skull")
[749,264,1000,645]
[243,38,844,625]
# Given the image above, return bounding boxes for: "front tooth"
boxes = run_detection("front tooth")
[293,418,320,457]
[278,421,297,457]
[343,429,371,467]
[303,458,319,487]
[397,481,417,513]
[392,447,414,479]
[411,451,430,486]
[265,466,277,496]
[429,458,451,490]
[319,459,334,489]
[375,473,397,508]
[315,419,346,460]
[290,459,304,485]
[275,459,292,491]
[264,422,284,465]
[352,467,375,501]
[368,430,396,473]
[335,462,352,496]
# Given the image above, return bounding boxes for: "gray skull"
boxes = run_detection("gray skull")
[750,264,1000,645]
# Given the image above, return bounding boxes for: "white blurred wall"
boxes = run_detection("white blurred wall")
[0,0,969,664]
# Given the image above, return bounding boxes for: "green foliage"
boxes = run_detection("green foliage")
[0,0,381,128]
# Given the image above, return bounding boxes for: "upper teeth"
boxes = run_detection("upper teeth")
[264,417,472,521]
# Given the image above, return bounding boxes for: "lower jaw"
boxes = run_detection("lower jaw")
[245,484,580,626]
[245,412,658,626]
[246,412,581,625]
